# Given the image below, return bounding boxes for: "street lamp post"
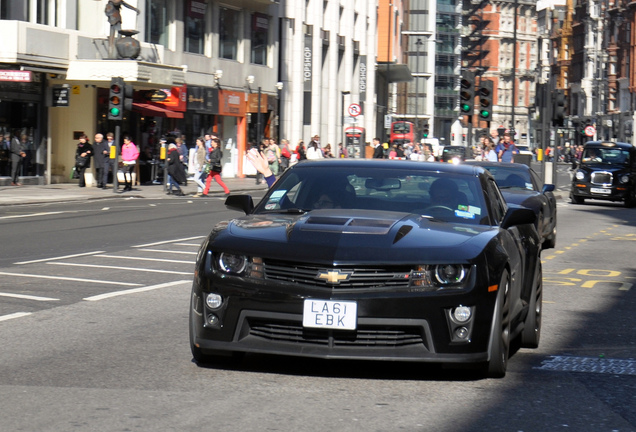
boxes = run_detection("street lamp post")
[276,81,284,141]
[414,38,423,142]
[341,90,350,153]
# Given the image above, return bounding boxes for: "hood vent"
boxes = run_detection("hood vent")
[301,215,397,235]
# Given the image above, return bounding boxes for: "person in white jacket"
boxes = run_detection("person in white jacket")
[306,140,324,160]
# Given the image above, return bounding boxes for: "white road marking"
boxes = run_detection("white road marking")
[15,251,105,265]
[95,254,194,263]
[48,262,192,275]
[138,248,198,255]
[0,312,32,322]
[0,292,59,301]
[0,211,66,220]
[174,243,201,247]
[0,271,141,286]
[133,236,204,248]
[83,280,191,301]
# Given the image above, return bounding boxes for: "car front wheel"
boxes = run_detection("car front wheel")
[485,269,511,378]
[521,262,542,348]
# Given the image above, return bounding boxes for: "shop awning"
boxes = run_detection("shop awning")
[132,102,184,118]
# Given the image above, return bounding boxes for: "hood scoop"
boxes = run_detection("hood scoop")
[300,215,398,235]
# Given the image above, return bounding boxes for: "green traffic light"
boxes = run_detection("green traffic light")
[480,109,490,117]
[109,107,121,116]
[461,103,471,112]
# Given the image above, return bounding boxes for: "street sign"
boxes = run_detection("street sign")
[348,103,361,117]
[585,125,596,137]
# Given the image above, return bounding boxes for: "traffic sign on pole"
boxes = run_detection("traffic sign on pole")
[348,103,361,117]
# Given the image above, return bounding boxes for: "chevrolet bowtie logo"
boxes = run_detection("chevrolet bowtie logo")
[316,270,351,284]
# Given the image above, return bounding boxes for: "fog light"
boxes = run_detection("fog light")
[454,326,469,339]
[206,293,223,309]
[452,306,472,323]
[206,313,219,326]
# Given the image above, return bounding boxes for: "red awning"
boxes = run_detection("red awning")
[132,102,184,119]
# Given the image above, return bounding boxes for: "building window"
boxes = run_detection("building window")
[185,0,206,54]
[251,13,269,65]
[1,1,27,20]
[220,7,239,60]
[146,0,169,46]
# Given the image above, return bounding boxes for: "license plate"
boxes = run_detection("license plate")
[303,299,357,330]
[590,187,611,194]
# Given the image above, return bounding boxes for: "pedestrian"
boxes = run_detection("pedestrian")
[166,143,186,196]
[279,139,291,171]
[105,132,116,185]
[92,133,109,188]
[483,137,498,162]
[497,132,518,163]
[74,134,93,188]
[265,138,281,175]
[338,143,348,158]
[306,140,323,160]
[9,132,27,186]
[120,134,139,191]
[1,133,11,176]
[372,137,384,158]
[202,137,230,195]
[323,143,335,158]
[295,140,307,162]
[192,137,207,197]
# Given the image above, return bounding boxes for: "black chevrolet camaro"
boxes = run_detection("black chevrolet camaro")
[190,160,542,377]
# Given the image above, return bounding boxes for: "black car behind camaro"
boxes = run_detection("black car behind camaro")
[190,160,542,377]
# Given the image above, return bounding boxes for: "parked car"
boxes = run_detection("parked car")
[465,161,557,249]
[190,160,542,378]
[440,146,470,163]
[570,141,636,207]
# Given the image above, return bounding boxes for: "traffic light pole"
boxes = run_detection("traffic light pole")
[113,125,120,193]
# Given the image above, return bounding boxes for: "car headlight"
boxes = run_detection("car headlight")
[620,174,629,184]
[409,264,469,290]
[435,264,466,284]
[215,253,264,278]
[218,253,247,274]
[575,171,585,180]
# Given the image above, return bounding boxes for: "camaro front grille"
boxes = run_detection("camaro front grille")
[591,171,612,185]
[248,320,425,347]
[263,259,412,289]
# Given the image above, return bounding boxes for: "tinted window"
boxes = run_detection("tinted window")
[255,165,488,225]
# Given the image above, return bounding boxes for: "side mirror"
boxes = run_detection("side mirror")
[542,184,555,193]
[501,207,536,230]
[225,195,254,215]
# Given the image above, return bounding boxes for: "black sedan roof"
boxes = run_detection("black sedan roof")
[584,141,634,151]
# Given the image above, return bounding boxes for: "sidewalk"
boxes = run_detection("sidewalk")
[0,176,269,206]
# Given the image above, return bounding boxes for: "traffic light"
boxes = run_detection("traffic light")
[423,123,430,138]
[108,77,124,120]
[552,89,566,126]
[460,70,476,115]
[123,82,133,111]
[477,80,493,121]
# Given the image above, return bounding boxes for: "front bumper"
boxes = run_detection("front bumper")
[571,183,629,201]
[190,275,498,364]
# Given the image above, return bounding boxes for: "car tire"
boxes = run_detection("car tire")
[521,262,542,348]
[625,192,636,208]
[543,231,556,249]
[485,269,511,378]
[570,192,585,204]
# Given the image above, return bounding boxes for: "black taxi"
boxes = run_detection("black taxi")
[570,141,636,207]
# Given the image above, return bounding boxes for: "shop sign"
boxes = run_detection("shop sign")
[52,87,70,107]
[247,93,268,113]
[187,86,218,114]
[218,90,246,116]
[142,85,187,111]
[0,70,32,82]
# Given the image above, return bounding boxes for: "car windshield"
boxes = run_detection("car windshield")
[255,164,489,225]
[581,147,630,165]
[443,147,465,156]
[480,166,533,190]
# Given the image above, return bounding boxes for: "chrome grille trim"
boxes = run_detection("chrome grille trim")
[263,259,412,288]
[591,171,612,185]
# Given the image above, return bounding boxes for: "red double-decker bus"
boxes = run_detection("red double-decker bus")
[389,121,416,147]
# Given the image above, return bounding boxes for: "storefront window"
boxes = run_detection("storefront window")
[185,0,206,54]
[146,0,168,46]
[219,7,239,60]
[251,13,268,65]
